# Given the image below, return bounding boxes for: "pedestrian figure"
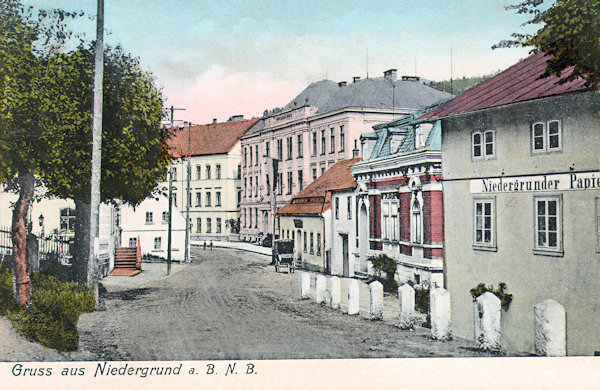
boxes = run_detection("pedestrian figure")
[203,241,207,250]
[210,241,213,251]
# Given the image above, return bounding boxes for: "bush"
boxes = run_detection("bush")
[470,282,513,312]
[369,254,398,293]
[414,287,430,314]
[1,264,95,352]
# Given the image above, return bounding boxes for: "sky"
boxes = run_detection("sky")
[23,0,536,125]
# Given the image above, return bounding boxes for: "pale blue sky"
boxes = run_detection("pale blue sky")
[24,0,535,124]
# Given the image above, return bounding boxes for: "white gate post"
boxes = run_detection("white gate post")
[369,280,384,320]
[534,299,566,357]
[315,274,327,304]
[473,292,502,352]
[347,279,360,315]
[328,276,341,309]
[430,288,452,340]
[298,271,310,299]
[398,284,416,330]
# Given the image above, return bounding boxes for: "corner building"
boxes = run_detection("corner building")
[423,52,600,355]
[240,71,452,241]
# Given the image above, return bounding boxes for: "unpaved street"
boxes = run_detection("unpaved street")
[75,248,500,360]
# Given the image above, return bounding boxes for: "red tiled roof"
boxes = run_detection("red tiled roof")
[421,51,598,119]
[167,118,259,158]
[277,158,361,215]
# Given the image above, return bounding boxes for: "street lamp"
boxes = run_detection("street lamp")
[161,167,174,275]
[38,214,44,237]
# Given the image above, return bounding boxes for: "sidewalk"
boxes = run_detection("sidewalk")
[191,240,271,256]
[100,262,189,292]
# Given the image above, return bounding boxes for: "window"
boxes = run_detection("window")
[303,231,307,253]
[321,166,326,175]
[472,130,495,159]
[347,196,352,219]
[312,132,317,156]
[196,218,202,233]
[216,218,222,234]
[172,193,177,206]
[249,177,253,197]
[310,232,314,254]
[206,192,212,207]
[255,175,259,197]
[340,126,345,152]
[154,237,162,250]
[255,146,258,166]
[207,218,212,233]
[382,199,399,241]
[237,190,241,204]
[196,192,202,207]
[145,212,153,224]
[298,170,303,190]
[249,146,253,166]
[162,211,169,224]
[411,198,422,244]
[287,172,293,195]
[532,120,562,153]
[265,141,270,158]
[534,195,562,254]
[216,192,221,207]
[243,148,247,167]
[237,164,241,179]
[206,165,211,179]
[321,130,326,155]
[286,137,292,160]
[172,167,177,180]
[216,164,221,179]
[278,172,283,195]
[277,139,283,160]
[316,233,321,256]
[129,237,137,247]
[254,208,258,228]
[335,197,340,219]
[312,168,317,181]
[330,128,335,153]
[297,134,303,158]
[196,165,202,180]
[243,178,247,198]
[266,174,271,195]
[473,198,495,248]
[243,209,247,228]
[59,208,76,232]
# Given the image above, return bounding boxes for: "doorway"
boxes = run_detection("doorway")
[341,233,349,277]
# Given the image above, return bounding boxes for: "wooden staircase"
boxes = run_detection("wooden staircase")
[109,237,142,277]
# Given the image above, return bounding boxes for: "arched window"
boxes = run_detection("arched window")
[411,196,422,244]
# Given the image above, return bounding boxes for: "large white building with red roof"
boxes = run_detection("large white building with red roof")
[164,117,259,241]
[424,52,600,355]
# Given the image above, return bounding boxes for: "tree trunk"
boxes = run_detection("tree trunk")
[11,172,35,307]
[72,199,90,281]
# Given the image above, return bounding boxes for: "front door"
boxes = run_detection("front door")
[342,233,349,277]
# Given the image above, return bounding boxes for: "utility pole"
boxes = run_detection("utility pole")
[183,121,193,263]
[166,168,173,275]
[167,105,185,128]
[88,0,104,305]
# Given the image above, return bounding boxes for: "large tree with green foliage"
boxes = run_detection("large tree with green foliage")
[495,0,600,84]
[0,0,169,306]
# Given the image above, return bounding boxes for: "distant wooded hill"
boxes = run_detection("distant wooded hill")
[428,74,496,95]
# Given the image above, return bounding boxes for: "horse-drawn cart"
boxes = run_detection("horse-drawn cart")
[272,239,295,273]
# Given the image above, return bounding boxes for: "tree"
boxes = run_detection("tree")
[495,0,600,84]
[0,0,169,306]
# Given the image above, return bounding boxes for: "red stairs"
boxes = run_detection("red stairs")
[110,237,142,277]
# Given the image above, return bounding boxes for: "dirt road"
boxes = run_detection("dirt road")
[74,248,500,361]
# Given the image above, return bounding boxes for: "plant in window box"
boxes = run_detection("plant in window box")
[470,282,513,312]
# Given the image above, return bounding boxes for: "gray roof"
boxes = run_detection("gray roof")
[244,77,453,138]
[289,77,452,114]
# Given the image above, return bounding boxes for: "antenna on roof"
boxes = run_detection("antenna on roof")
[414,49,417,77]
[366,44,369,79]
[450,45,454,95]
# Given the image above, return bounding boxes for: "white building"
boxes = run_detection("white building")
[119,195,187,261]
[165,117,259,242]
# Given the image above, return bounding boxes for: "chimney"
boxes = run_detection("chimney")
[352,139,359,158]
[212,118,217,124]
[338,81,347,87]
[353,76,361,83]
[383,69,397,82]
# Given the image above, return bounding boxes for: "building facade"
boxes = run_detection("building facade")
[351,103,447,287]
[240,71,452,241]
[277,158,361,273]
[424,52,600,355]
[119,195,187,261]
[165,118,259,242]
